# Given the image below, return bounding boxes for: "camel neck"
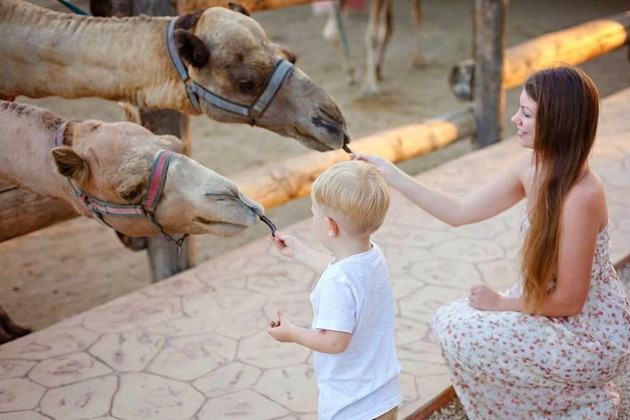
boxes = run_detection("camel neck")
[0,103,89,214]
[0,0,193,111]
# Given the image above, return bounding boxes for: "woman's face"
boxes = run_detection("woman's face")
[510,89,537,149]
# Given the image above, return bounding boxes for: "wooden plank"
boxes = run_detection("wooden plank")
[450,11,630,101]
[0,186,78,242]
[110,1,196,282]
[139,109,196,281]
[177,0,315,14]
[473,0,506,147]
[403,387,456,420]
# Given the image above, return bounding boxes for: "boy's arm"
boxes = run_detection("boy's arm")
[267,309,351,354]
[272,232,332,275]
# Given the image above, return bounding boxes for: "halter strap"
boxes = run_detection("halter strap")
[142,150,174,213]
[166,18,294,122]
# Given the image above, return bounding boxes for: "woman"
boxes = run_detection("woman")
[354,65,630,419]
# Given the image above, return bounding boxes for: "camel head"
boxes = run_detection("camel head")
[51,120,263,237]
[171,6,350,152]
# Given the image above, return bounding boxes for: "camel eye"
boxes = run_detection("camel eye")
[239,81,254,93]
[119,183,145,202]
[205,192,236,201]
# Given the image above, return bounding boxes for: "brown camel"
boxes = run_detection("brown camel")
[0,0,350,152]
[0,100,265,342]
[323,0,424,95]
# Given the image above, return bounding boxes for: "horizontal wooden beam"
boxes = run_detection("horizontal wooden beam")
[0,182,78,242]
[233,109,476,209]
[450,11,630,100]
[0,109,475,243]
[177,0,314,14]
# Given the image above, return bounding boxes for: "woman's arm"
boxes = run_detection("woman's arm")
[353,153,528,226]
[267,309,351,354]
[470,176,606,316]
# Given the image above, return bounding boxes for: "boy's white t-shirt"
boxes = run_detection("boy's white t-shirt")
[310,242,402,420]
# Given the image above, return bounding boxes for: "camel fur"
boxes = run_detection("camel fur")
[0,0,349,151]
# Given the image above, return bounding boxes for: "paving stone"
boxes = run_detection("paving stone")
[0,378,45,411]
[39,375,117,420]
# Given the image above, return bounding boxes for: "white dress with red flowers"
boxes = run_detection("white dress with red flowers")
[431,225,630,420]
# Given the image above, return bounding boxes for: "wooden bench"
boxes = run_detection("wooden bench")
[0,87,628,420]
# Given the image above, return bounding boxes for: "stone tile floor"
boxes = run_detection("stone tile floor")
[0,87,628,420]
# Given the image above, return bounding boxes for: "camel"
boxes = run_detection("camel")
[0,101,264,239]
[0,99,267,343]
[323,0,424,95]
[0,0,350,152]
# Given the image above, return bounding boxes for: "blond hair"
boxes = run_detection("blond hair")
[311,160,390,235]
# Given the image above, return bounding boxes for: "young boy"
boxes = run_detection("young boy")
[267,160,402,420]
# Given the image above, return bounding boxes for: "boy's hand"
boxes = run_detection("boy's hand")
[351,153,398,182]
[271,232,305,260]
[267,309,294,343]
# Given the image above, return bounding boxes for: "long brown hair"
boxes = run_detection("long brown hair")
[521,66,599,313]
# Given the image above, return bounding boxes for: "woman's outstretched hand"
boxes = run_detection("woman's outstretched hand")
[351,153,399,182]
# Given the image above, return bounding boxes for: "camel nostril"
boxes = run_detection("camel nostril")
[311,116,341,138]
[318,106,343,126]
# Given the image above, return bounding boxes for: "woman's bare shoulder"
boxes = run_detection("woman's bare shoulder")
[564,170,607,229]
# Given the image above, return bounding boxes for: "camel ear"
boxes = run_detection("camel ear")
[118,102,142,125]
[61,121,75,146]
[160,135,185,154]
[175,10,203,30]
[174,29,210,68]
[52,146,89,181]
[228,2,251,16]
[274,42,297,64]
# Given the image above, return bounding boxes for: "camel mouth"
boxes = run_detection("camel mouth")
[194,217,250,231]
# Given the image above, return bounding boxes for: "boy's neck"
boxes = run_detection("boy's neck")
[331,236,373,262]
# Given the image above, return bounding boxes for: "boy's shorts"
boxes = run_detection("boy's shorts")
[373,406,398,420]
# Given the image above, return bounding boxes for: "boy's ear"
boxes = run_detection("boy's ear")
[325,217,339,237]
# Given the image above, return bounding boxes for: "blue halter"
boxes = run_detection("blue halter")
[166,18,294,126]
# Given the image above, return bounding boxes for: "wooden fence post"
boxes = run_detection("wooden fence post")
[473,0,507,148]
[113,0,196,281]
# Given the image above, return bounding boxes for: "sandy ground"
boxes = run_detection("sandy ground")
[1,0,630,335]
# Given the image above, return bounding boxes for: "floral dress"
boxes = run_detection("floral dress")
[431,224,630,420]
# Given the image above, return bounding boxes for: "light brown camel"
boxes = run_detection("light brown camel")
[0,100,266,342]
[0,0,350,152]
[323,0,424,95]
